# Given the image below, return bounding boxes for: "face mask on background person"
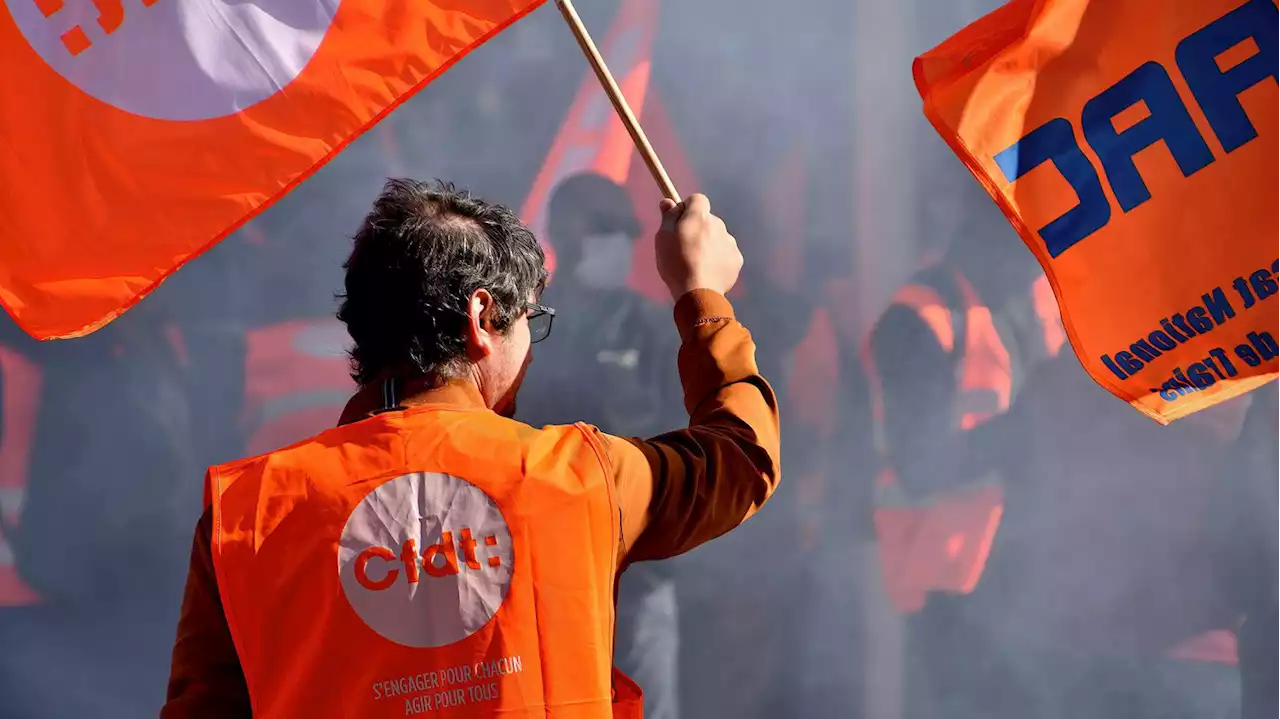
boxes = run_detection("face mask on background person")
[573,232,633,291]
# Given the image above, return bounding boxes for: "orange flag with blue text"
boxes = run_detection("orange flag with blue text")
[0,0,544,340]
[916,0,1277,423]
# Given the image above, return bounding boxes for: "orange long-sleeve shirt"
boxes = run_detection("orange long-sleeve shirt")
[162,289,782,717]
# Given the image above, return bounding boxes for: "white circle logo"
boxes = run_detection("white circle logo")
[6,0,341,120]
[338,472,514,649]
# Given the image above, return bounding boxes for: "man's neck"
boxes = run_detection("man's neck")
[337,375,487,426]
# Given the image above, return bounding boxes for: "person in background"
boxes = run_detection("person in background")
[246,136,394,329]
[711,183,818,392]
[1214,383,1277,719]
[674,179,823,719]
[518,172,684,719]
[828,335,881,719]
[163,180,781,717]
[161,238,254,469]
[971,352,1251,719]
[228,136,399,459]
[0,321,43,611]
[863,153,1065,719]
[811,240,879,719]
[521,172,684,436]
[0,320,48,715]
[7,296,201,718]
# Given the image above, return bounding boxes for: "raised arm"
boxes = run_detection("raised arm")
[594,195,782,562]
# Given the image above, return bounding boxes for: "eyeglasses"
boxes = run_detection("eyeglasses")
[526,302,555,344]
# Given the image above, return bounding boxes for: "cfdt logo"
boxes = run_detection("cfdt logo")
[338,472,514,649]
[5,0,340,120]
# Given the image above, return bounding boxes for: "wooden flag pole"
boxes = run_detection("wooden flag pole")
[554,0,680,202]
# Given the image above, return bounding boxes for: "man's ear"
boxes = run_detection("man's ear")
[465,288,497,359]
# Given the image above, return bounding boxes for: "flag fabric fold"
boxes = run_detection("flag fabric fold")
[916,0,1278,423]
[1,0,544,339]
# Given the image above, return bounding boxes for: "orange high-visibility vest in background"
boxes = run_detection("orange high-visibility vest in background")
[789,306,841,552]
[0,0,542,340]
[0,345,42,606]
[208,404,641,718]
[864,271,1065,614]
[242,318,356,456]
[916,0,1278,423]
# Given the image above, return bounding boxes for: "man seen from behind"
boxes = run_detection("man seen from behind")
[161,179,781,718]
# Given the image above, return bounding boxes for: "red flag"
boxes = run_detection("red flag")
[0,0,543,339]
[520,0,659,277]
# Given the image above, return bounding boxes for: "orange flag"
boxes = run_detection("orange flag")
[0,0,543,339]
[916,0,1277,423]
[520,0,659,277]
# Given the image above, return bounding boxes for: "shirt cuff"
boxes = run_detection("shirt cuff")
[673,289,736,342]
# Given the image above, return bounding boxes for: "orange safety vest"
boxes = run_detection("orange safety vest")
[865,270,1064,614]
[242,318,357,456]
[787,306,841,551]
[0,345,41,606]
[208,402,642,718]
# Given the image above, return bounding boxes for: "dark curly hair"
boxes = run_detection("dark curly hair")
[337,179,547,386]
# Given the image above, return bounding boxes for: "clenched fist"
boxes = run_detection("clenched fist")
[654,194,744,302]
